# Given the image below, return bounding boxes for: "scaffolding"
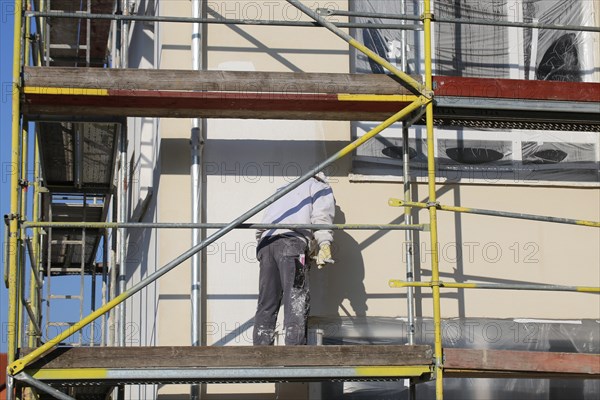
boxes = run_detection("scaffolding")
[3,0,600,399]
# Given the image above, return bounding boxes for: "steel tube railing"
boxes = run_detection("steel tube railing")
[318,8,600,33]
[389,280,600,293]
[390,199,600,228]
[28,7,600,34]
[22,221,428,231]
[24,11,421,30]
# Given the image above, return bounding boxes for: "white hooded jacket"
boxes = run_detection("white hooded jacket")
[257,175,335,246]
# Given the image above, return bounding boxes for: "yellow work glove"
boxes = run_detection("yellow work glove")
[316,242,334,269]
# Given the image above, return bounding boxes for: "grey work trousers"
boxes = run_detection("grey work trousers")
[253,235,310,345]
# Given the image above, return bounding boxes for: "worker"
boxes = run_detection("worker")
[253,172,336,346]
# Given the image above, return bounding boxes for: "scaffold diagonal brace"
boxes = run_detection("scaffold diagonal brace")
[285,0,426,95]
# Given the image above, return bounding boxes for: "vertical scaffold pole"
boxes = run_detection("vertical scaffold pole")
[121,0,129,68]
[399,1,417,397]
[20,3,30,345]
[109,197,118,346]
[190,2,204,399]
[28,136,41,349]
[20,115,28,350]
[8,0,24,367]
[102,229,108,346]
[116,119,128,400]
[423,0,444,398]
[19,122,28,352]
[117,124,128,347]
[401,0,416,350]
[117,0,130,353]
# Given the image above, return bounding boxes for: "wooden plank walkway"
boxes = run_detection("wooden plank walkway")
[27,345,432,369]
[22,67,415,120]
[21,67,600,127]
[23,345,434,384]
[23,345,600,383]
[444,348,600,378]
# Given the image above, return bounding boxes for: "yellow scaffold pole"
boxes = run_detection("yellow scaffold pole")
[422,0,444,398]
[389,199,600,228]
[389,280,600,293]
[19,6,31,349]
[8,0,24,365]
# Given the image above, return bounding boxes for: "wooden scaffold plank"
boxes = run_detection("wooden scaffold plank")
[444,348,600,378]
[26,345,433,369]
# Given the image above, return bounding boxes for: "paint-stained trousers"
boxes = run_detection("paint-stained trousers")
[253,235,310,346]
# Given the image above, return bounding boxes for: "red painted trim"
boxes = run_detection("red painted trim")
[433,76,600,102]
[24,91,412,114]
[23,79,600,117]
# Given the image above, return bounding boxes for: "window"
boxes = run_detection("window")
[349,0,599,185]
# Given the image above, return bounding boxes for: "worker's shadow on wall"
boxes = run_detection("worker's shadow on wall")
[310,206,368,337]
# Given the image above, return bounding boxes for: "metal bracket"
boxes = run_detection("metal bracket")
[426,201,440,208]
[388,198,404,207]
[18,179,30,188]
[13,372,76,400]
[316,8,332,16]
[420,89,435,100]
[4,214,20,225]
[421,12,435,21]
[431,355,444,380]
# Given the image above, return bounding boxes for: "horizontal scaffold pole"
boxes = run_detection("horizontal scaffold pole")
[24,11,420,30]
[389,199,600,228]
[8,96,429,376]
[22,222,428,231]
[317,8,600,33]
[389,280,600,294]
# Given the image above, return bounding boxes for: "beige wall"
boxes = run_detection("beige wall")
[323,180,600,319]
[207,0,349,73]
